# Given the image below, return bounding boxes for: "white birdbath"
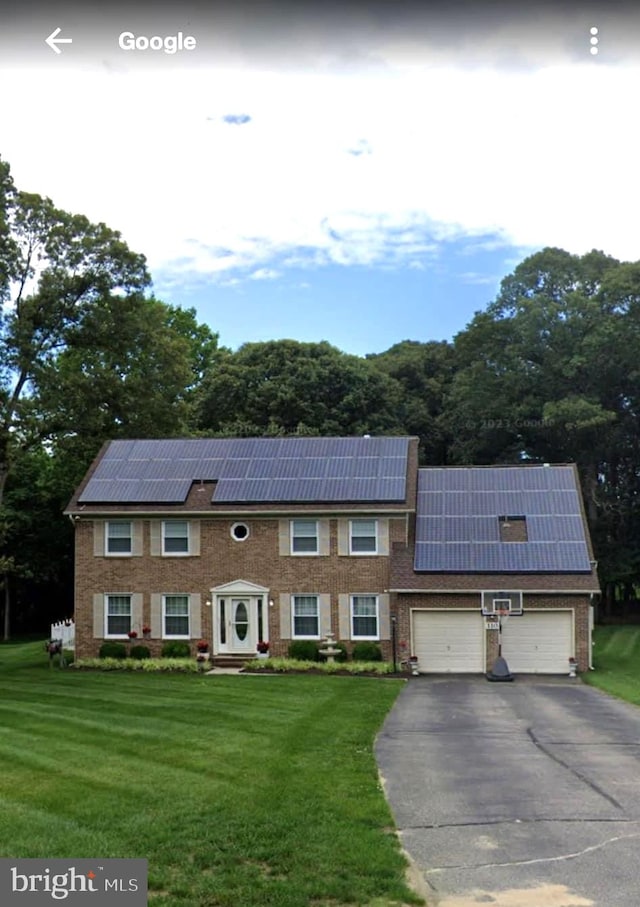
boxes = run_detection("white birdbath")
[319,632,340,664]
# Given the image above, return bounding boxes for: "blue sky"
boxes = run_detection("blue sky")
[158,234,524,355]
[2,1,639,356]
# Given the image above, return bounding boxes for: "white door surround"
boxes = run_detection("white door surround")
[210,580,270,655]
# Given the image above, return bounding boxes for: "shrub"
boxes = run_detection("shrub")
[161,641,191,658]
[75,658,200,673]
[352,642,383,662]
[99,642,127,660]
[318,641,348,663]
[288,640,320,661]
[130,645,151,660]
[62,649,75,665]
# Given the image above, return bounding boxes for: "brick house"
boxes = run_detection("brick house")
[65,437,419,662]
[65,438,599,672]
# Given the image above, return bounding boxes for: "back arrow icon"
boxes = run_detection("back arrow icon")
[46,27,73,54]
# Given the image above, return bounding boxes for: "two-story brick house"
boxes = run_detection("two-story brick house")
[66,436,419,661]
[66,437,599,672]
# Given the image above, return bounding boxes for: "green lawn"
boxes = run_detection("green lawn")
[0,641,421,907]
[583,625,640,705]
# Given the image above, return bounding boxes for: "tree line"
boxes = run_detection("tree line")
[1,159,637,633]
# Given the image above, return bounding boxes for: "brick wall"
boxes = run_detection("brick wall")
[74,516,407,659]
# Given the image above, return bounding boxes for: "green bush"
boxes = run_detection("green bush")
[352,642,383,662]
[161,641,191,658]
[130,645,151,660]
[318,641,348,662]
[99,642,127,660]
[244,657,395,675]
[63,649,75,665]
[287,640,320,661]
[75,658,200,673]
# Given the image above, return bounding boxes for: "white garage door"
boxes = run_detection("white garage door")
[502,611,572,674]
[413,611,484,673]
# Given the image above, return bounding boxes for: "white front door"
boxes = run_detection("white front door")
[216,596,261,654]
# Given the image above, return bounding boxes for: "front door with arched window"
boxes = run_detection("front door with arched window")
[211,580,270,655]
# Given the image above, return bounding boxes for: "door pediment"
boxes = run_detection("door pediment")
[210,579,270,595]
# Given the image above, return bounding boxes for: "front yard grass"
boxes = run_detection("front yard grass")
[0,640,421,907]
[583,624,640,705]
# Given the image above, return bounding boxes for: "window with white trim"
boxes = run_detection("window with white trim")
[292,595,319,638]
[106,521,132,555]
[162,520,189,555]
[105,594,131,637]
[349,519,377,554]
[163,595,190,637]
[351,595,379,639]
[290,520,318,555]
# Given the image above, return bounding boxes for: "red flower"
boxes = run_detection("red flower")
[127,630,138,639]
[196,639,209,652]
[256,641,270,653]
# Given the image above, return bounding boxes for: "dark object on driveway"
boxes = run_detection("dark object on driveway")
[486,655,514,681]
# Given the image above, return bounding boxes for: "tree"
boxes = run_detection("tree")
[368,340,456,464]
[0,159,220,635]
[0,160,149,503]
[446,247,640,611]
[196,339,404,437]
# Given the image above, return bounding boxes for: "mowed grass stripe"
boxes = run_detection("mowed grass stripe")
[599,627,640,658]
[586,625,640,706]
[0,642,421,907]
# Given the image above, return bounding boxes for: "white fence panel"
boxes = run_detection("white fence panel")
[51,619,75,650]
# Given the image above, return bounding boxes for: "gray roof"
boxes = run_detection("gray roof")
[78,437,412,505]
[414,466,592,573]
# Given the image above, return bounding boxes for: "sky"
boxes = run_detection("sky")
[1,0,639,356]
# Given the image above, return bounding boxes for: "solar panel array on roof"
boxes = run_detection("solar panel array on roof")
[78,437,411,504]
[414,466,592,573]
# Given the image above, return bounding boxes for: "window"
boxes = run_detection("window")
[292,595,319,637]
[163,520,189,554]
[163,595,190,637]
[231,522,250,541]
[291,520,318,554]
[351,595,379,639]
[106,594,131,637]
[106,521,132,555]
[350,519,377,554]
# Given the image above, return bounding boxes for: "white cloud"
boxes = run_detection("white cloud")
[249,268,280,280]
[2,20,639,298]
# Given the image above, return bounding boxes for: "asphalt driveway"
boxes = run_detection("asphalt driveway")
[375,676,640,907]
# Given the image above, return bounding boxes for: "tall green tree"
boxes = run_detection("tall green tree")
[0,160,219,634]
[368,340,456,464]
[0,160,149,502]
[446,247,640,608]
[197,339,405,437]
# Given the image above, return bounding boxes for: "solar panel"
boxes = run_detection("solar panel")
[414,465,591,573]
[79,478,193,503]
[78,437,412,504]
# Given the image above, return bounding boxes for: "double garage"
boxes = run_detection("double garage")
[412,609,575,674]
